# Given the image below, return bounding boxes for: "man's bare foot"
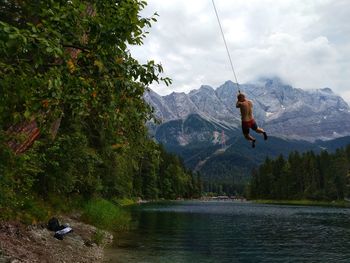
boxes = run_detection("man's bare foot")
[263,132,268,140]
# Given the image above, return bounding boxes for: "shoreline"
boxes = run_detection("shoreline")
[252,199,350,208]
[135,198,350,208]
[0,215,113,263]
[2,199,348,262]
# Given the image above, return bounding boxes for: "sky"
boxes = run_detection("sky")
[130,0,350,104]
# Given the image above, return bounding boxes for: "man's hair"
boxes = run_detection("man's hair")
[237,93,245,100]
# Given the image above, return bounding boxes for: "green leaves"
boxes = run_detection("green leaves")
[0,0,189,221]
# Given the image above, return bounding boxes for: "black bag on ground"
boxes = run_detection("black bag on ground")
[47,217,60,231]
[48,217,73,240]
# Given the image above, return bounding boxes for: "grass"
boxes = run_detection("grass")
[81,198,131,232]
[91,229,105,246]
[111,197,137,207]
[253,199,350,208]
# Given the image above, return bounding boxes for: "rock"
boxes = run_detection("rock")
[84,240,94,247]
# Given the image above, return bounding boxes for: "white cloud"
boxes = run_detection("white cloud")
[130,0,350,104]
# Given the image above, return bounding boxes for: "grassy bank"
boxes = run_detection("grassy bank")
[0,196,135,261]
[253,199,350,208]
[81,198,133,232]
[0,194,135,234]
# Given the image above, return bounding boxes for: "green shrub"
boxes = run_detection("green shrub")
[82,198,131,232]
[91,229,105,246]
[111,197,136,206]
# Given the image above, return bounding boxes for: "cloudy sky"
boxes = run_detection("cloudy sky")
[130,0,350,103]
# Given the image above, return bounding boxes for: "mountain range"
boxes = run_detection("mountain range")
[144,78,350,189]
[145,77,350,142]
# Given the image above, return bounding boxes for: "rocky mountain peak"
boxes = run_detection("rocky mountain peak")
[145,78,350,142]
[320,87,333,94]
[189,85,215,96]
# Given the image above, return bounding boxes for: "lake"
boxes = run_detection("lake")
[104,201,350,262]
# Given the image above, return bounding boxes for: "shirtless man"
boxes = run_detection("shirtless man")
[236,93,267,148]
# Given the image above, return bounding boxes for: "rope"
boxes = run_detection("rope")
[211,0,241,93]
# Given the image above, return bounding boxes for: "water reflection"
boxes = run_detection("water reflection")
[105,201,350,263]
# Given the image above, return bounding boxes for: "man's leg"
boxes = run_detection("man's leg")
[255,127,268,140]
[242,123,256,148]
[244,133,256,148]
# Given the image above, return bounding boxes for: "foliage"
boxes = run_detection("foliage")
[82,198,131,231]
[0,139,43,220]
[0,0,201,221]
[248,145,350,201]
[157,144,202,199]
[112,197,137,206]
[91,229,106,246]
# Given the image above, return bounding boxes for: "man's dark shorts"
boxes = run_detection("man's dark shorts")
[242,119,258,134]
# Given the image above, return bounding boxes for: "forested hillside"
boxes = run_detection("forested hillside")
[0,0,200,221]
[248,145,350,200]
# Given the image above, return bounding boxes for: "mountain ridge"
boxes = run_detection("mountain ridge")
[144,78,350,190]
[145,78,350,142]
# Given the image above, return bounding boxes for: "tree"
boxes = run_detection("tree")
[250,146,350,201]
[288,151,304,198]
[0,0,174,217]
[330,149,348,200]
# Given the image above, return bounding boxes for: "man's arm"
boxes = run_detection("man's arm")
[236,100,242,108]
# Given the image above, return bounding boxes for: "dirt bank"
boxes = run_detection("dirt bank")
[0,215,113,263]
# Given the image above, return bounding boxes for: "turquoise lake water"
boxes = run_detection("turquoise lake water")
[104,201,350,262]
